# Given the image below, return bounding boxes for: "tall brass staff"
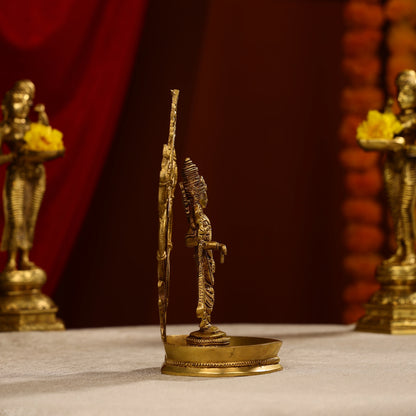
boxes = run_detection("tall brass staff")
[157,89,179,341]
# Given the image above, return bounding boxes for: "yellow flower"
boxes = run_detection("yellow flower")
[357,110,403,140]
[24,123,64,151]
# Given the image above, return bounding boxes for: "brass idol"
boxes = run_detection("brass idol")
[157,90,282,376]
[356,70,416,334]
[0,80,65,331]
[180,158,230,346]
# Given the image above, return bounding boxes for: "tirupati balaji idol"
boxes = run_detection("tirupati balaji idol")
[0,80,65,331]
[180,158,230,345]
[157,89,282,376]
[356,69,416,334]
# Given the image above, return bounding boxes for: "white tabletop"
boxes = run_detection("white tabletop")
[1,324,416,415]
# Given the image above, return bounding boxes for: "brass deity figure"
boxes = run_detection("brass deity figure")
[180,158,229,345]
[356,69,416,334]
[0,80,65,331]
[382,71,416,266]
[157,89,282,377]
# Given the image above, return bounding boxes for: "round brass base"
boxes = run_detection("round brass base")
[162,335,282,377]
[356,263,416,334]
[0,268,65,331]
[0,268,47,293]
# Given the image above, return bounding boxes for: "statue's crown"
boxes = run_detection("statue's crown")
[182,158,206,199]
[396,69,416,89]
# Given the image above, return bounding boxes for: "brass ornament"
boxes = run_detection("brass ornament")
[0,80,64,331]
[157,90,282,376]
[356,70,416,334]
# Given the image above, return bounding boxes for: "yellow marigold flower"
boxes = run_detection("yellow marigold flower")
[24,123,64,151]
[356,110,402,140]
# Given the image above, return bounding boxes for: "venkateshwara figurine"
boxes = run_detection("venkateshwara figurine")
[180,158,230,345]
[0,80,65,331]
[356,69,416,334]
[157,90,282,376]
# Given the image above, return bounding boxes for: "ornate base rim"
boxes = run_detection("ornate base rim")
[0,319,65,332]
[161,362,282,377]
[355,320,416,334]
[0,310,65,332]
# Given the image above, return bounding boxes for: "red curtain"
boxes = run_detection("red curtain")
[0,0,148,293]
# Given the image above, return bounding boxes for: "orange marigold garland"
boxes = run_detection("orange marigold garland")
[385,0,416,24]
[345,168,383,197]
[341,0,385,324]
[339,114,365,145]
[341,198,383,224]
[339,147,380,170]
[343,253,384,281]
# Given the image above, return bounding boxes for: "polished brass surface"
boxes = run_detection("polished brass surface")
[161,335,282,377]
[0,80,65,331]
[356,70,416,334]
[0,268,64,331]
[157,90,282,376]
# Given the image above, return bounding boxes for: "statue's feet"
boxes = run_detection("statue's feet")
[187,323,230,346]
[20,259,37,270]
[199,319,212,331]
[382,252,403,266]
[401,254,416,266]
[4,259,17,272]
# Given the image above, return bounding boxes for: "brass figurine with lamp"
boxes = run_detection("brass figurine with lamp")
[356,70,416,334]
[0,80,65,331]
[157,89,282,376]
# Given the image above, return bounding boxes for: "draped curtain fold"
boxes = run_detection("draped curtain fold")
[0,0,148,293]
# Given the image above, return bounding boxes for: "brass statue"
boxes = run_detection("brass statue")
[356,69,416,334]
[180,158,229,345]
[157,90,282,376]
[0,80,65,331]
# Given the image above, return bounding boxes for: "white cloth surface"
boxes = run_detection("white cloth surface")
[1,323,416,415]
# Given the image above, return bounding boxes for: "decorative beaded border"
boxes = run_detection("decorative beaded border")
[186,337,230,346]
[165,357,280,368]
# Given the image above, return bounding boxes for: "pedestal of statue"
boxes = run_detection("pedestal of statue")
[0,268,65,331]
[356,264,416,334]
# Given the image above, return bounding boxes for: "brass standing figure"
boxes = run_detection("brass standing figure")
[356,69,416,334]
[158,89,282,377]
[0,80,65,331]
[180,159,229,345]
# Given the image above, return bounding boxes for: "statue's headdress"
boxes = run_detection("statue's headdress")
[11,80,35,98]
[396,70,416,90]
[2,79,35,120]
[181,158,207,203]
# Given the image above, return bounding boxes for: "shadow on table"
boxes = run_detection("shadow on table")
[0,366,206,398]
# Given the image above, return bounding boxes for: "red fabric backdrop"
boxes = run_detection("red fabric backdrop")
[0,0,148,293]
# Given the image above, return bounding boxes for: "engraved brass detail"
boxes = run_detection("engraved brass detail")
[165,357,280,368]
